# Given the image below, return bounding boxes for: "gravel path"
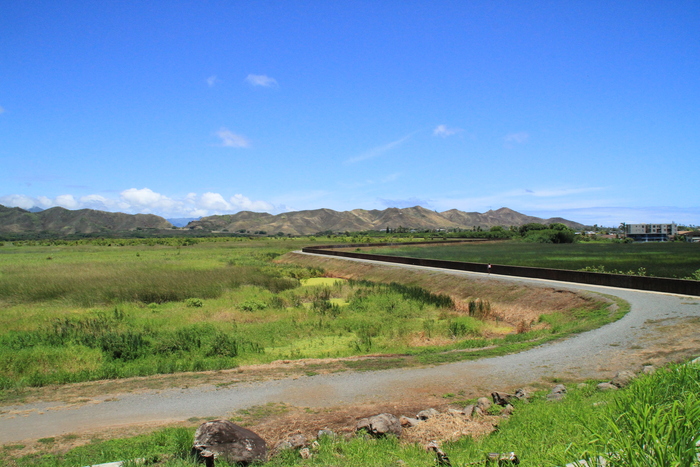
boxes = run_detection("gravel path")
[1,255,698,444]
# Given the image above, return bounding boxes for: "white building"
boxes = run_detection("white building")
[623,223,677,242]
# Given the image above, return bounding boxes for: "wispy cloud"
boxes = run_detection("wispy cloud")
[433,124,462,137]
[206,75,220,87]
[216,128,251,148]
[377,197,433,209]
[345,133,413,164]
[504,131,529,148]
[245,74,278,87]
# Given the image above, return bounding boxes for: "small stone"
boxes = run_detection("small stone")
[611,370,636,388]
[416,408,440,420]
[400,416,421,427]
[476,397,492,411]
[463,404,475,418]
[597,382,618,391]
[299,448,311,459]
[551,384,567,394]
[491,391,515,406]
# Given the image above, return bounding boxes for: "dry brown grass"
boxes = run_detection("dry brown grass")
[401,413,499,444]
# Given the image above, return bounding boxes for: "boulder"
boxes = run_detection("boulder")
[356,413,402,437]
[193,420,267,466]
[611,370,636,388]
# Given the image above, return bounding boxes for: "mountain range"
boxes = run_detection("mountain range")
[0,204,585,237]
[185,206,584,235]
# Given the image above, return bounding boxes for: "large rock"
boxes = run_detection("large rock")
[356,413,402,437]
[193,420,267,465]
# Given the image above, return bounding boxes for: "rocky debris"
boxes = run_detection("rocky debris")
[299,447,312,459]
[546,384,567,401]
[642,364,656,375]
[610,370,636,388]
[514,388,529,401]
[463,404,475,418]
[400,416,421,427]
[491,391,515,406]
[273,433,307,452]
[596,368,641,391]
[417,408,440,420]
[501,404,515,417]
[356,413,402,437]
[426,441,452,466]
[473,397,492,416]
[317,429,335,438]
[192,420,267,466]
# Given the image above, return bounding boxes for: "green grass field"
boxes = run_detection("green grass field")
[367,241,700,278]
[0,238,618,392]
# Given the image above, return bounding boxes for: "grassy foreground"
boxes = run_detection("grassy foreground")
[1,239,621,394]
[2,361,698,466]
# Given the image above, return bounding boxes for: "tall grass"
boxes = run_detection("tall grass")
[572,362,700,466]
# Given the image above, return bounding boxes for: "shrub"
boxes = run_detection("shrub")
[185,298,203,307]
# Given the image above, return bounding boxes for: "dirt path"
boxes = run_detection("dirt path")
[1,256,699,447]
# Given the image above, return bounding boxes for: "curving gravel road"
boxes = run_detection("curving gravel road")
[1,254,699,444]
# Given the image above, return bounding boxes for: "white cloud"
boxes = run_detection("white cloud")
[345,133,413,164]
[245,74,278,87]
[0,189,277,218]
[433,124,462,137]
[0,194,35,209]
[216,128,251,148]
[200,192,231,211]
[54,194,79,209]
[206,75,220,87]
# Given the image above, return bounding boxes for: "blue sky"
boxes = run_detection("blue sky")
[1,1,698,226]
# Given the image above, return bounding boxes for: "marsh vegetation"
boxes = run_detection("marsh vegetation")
[0,238,619,392]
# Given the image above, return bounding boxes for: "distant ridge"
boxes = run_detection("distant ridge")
[0,204,585,238]
[0,204,172,236]
[186,206,585,235]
